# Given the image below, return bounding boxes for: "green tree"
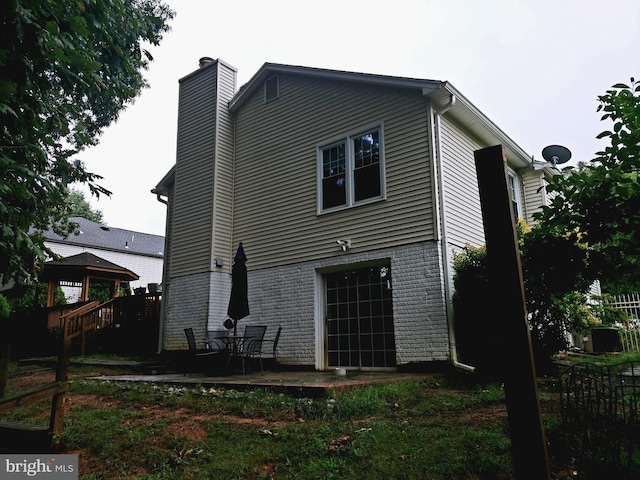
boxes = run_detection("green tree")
[0,0,174,285]
[454,78,640,371]
[68,189,103,223]
[519,227,596,369]
[453,223,599,374]
[534,78,640,293]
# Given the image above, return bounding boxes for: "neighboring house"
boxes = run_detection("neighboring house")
[153,58,558,371]
[43,217,165,300]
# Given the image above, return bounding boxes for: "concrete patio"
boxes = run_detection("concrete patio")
[89,369,436,397]
[16,356,439,397]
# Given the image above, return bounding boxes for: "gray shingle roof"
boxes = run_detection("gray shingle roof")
[44,217,164,258]
[42,252,139,281]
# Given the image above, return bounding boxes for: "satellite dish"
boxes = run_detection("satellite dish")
[542,145,572,166]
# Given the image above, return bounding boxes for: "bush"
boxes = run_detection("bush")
[452,220,599,374]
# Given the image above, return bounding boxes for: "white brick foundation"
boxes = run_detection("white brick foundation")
[162,241,451,369]
[162,271,231,350]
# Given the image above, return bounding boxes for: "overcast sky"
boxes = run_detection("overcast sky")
[77,0,640,236]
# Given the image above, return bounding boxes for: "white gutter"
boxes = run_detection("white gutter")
[153,192,168,354]
[431,91,476,373]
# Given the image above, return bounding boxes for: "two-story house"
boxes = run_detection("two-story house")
[153,58,555,371]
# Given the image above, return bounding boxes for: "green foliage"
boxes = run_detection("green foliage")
[87,282,111,304]
[0,0,174,285]
[454,78,640,370]
[452,220,601,372]
[67,189,103,223]
[0,293,10,319]
[534,78,640,293]
[452,243,495,372]
[10,284,66,312]
[589,294,629,326]
[519,227,599,368]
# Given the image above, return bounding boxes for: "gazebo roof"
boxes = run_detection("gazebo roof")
[42,252,139,283]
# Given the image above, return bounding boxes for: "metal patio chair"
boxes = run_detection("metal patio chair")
[239,325,267,375]
[261,326,282,372]
[184,327,225,375]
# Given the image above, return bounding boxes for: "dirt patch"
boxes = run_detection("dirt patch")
[260,461,277,479]
[454,404,508,422]
[66,449,103,477]
[164,418,208,442]
[6,370,57,391]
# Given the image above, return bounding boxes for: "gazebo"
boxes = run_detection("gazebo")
[41,252,139,307]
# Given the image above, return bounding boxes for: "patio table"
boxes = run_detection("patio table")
[223,335,246,371]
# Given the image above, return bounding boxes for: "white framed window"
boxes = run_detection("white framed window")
[318,125,385,213]
[508,170,522,220]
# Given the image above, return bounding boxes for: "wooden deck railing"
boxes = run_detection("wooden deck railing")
[61,300,112,355]
[59,293,161,356]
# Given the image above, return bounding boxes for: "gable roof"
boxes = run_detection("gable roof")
[227,62,444,111]
[154,60,549,194]
[42,252,139,282]
[44,217,164,258]
[228,62,533,169]
[152,165,175,198]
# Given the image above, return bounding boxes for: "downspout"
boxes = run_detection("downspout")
[154,192,168,354]
[431,91,475,372]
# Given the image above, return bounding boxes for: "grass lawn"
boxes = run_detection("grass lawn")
[0,356,636,479]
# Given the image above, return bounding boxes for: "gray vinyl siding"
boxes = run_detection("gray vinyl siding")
[170,65,218,277]
[439,117,486,248]
[232,74,435,270]
[211,63,236,268]
[521,169,548,226]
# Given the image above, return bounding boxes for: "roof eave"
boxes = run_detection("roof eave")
[152,165,176,196]
[429,82,533,169]
[228,62,443,112]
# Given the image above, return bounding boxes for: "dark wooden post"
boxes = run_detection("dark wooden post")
[50,320,71,435]
[0,343,10,398]
[474,145,550,479]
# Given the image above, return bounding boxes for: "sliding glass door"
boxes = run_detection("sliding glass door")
[325,265,396,368]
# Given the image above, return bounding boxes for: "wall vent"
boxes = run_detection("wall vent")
[264,75,279,103]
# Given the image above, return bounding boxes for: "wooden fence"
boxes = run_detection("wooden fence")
[0,293,161,452]
[0,320,71,452]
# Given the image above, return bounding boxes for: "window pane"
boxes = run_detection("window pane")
[354,164,381,201]
[353,131,381,202]
[353,131,379,169]
[323,175,346,209]
[322,143,345,178]
[322,143,346,209]
[508,173,520,218]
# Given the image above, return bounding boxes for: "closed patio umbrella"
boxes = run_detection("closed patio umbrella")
[227,243,249,336]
